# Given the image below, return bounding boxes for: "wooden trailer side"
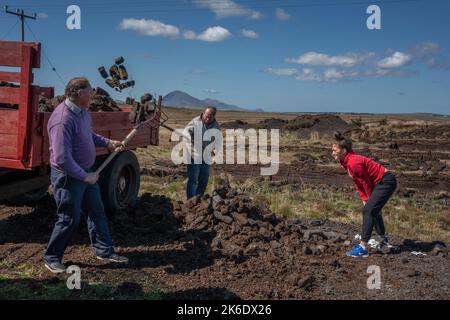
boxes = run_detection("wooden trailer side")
[0,41,40,170]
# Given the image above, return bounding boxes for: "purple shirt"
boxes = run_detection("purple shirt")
[48,99,110,181]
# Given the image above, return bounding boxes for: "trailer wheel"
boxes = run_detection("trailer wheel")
[99,151,140,215]
[8,185,49,205]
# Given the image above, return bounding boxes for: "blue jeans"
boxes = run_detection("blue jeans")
[44,167,113,264]
[186,162,210,199]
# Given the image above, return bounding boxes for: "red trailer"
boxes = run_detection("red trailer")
[0,40,160,212]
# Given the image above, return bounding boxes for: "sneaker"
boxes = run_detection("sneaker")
[368,238,381,249]
[380,236,393,248]
[345,241,357,248]
[44,261,67,274]
[351,241,368,248]
[345,245,369,258]
[96,253,129,263]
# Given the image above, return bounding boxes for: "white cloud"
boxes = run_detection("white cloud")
[203,89,219,94]
[264,67,360,82]
[182,30,197,40]
[195,26,232,42]
[119,18,180,38]
[294,68,323,81]
[365,68,414,78]
[266,44,441,83]
[413,42,441,58]
[119,19,231,42]
[285,51,372,67]
[324,68,344,80]
[37,12,49,18]
[240,29,259,39]
[365,68,391,77]
[377,51,411,69]
[194,0,262,19]
[412,42,450,69]
[275,8,290,21]
[182,26,231,42]
[324,68,359,81]
[263,68,323,82]
[274,66,411,82]
[263,68,298,77]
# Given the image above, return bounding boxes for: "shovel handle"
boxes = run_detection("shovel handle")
[161,124,191,140]
[162,123,216,158]
[95,128,138,175]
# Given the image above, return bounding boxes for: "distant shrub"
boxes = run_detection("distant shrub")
[351,117,363,127]
[379,118,389,126]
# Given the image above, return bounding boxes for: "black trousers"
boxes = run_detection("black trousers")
[361,172,397,242]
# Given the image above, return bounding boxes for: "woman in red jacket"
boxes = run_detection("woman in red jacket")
[332,132,397,257]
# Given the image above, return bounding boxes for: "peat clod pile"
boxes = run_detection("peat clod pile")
[38,87,121,112]
[222,114,355,138]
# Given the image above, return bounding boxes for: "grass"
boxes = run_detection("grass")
[3,110,448,299]
[137,124,450,244]
[139,169,236,200]
[241,179,450,243]
[0,261,162,300]
[279,131,330,146]
[140,175,186,199]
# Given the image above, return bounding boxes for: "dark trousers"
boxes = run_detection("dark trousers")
[361,172,397,242]
[44,167,113,264]
[186,162,210,199]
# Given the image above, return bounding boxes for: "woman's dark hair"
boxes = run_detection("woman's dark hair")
[333,131,353,152]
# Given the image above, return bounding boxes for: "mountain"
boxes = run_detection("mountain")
[162,90,204,108]
[162,90,263,112]
[202,98,242,111]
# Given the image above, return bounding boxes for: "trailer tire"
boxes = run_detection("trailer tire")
[99,151,140,215]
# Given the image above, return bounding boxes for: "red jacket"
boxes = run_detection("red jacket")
[340,152,385,202]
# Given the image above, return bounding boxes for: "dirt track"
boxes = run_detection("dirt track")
[1,186,449,299]
[1,112,449,299]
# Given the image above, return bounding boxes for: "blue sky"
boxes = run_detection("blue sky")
[1,0,449,114]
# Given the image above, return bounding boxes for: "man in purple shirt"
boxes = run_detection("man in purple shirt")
[44,77,129,273]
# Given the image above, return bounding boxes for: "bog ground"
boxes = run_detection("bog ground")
[1,108,449,299]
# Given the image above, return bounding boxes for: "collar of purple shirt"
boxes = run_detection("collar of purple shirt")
[64,98,83,115]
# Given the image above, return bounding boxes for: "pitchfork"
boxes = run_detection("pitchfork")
[95,96,167,175]
[95,96,199,175]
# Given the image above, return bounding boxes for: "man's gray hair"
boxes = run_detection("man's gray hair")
[65,77,91,100]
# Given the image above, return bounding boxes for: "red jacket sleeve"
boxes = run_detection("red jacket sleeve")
[353,179,368,202]
[350,163,375,202]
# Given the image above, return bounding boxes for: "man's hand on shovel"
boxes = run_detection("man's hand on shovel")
[107,140,125,152]
[84,172,99,185]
